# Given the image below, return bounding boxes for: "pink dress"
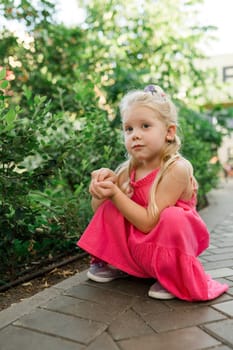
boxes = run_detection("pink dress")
[77,168,228,301]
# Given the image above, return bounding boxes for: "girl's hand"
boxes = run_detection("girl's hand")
[89,168,117,199]
[90,180,119,200]
[91,168,117,183]
[89,179,103,199]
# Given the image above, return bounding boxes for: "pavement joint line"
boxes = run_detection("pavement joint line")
[12,323,87,346]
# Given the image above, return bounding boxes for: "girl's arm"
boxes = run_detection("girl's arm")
[91,197,106,212]
[98,161,190,233]
[89,168,118,212]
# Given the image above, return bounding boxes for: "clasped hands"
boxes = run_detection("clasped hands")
[89,168,119,200]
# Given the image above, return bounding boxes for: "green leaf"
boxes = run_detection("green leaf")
[23,85,32,100]
[5,109,16,125]
[29,191,52,207]
[0,68,6,80]
[0,80,9,89]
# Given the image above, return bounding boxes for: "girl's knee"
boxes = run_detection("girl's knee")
[160,206,182,224]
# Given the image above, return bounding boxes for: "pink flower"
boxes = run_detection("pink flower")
[0,66,15,81]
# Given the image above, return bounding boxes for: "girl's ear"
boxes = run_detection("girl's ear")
[166,124,176,141]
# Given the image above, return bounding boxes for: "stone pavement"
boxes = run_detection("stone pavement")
[1,180,233,350]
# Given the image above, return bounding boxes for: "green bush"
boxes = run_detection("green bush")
[0,72,126,283]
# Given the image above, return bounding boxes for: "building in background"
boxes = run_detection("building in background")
[208,53,233,106]
[204,53,233,168]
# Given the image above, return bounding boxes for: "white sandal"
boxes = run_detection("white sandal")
[148,281,175,300]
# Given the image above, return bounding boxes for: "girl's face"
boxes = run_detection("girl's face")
[123,105,175,167]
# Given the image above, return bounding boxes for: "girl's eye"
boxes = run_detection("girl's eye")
[142,124,150,129]
[125,126,133,132]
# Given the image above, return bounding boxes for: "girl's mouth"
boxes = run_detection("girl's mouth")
[132,145,144,149]
[132,145,143,151]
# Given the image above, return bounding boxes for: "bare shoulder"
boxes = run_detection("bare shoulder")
[167,157,193,183]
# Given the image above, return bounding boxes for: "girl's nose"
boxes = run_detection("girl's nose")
[132,129,141,140]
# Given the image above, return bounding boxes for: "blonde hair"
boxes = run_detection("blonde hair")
[117,85,181,217]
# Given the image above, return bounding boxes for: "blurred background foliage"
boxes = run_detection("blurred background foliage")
[0,0,232,284]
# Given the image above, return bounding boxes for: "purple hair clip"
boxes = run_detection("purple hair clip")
[144,85,157,95]
[144,84,167,100]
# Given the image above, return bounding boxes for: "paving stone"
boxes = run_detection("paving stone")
[108,309,154,340]
[207,247,233,255]
[208,241,223,248]
[223,234,233,239]
[118,326,220,350]
[86,332,120,350]
[85,277,153,297]
[212,230,233,235]
[203,319,233,347]
[211,346,233,350]
[226,286,233,296]
[0,325,84,350]
[135,306,226,332]
[200,257,211,265]
[214,242,233,248]
[163,298,206,309]
[216,277,233,287]
[201,250,211,255]
[42,295,123,324]
[204,259,233,270]
[218,230,233,235]
[0,286,62,329]
[132,297,171,314]
[206,268,233,278]
[204,252,233,262]
[206,243,218,249]
[13,308,106,345]
[164,292,232,309]
[205,293,233,304]
[64,283,134,309]
[212,300,233,317]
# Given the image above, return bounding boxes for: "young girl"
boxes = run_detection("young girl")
[77,85,228,301]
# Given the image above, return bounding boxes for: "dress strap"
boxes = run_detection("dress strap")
[130,168,160,187]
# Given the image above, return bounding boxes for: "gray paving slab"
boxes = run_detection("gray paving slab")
[108,308,154,340]
[203,319,233,347]
[86,332,120,350]
[42,294,124,323]
[213,299,233,317]
[117,327,221,350]
[134,306,226,333]
[1,178,233,350]
[0,325,85,350]
[0,286,61,330]
[199,178,233,231]
[14,308,107,345]
[227,287,233,296]
[205,268,233,278]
